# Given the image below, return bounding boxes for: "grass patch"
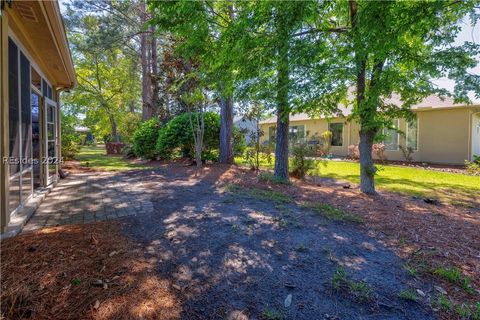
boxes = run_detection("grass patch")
[225,185,292,204]
[435,294,453,312]
[75,145,148,171]
[262,308,285,320]
[235,156,480,205]
[403,263,418,277]
[332,266,373,303]
[258,172,291,185]
[434,266,475,294]
[301,202,363,223]
[398,289,417,301]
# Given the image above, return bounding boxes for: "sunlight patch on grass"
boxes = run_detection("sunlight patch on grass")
[76,145,148,171]
[235,156,480,204]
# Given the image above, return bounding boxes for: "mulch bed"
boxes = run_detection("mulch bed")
[214,166,480,310]
[0,222,181,320]
[1,161,478,319]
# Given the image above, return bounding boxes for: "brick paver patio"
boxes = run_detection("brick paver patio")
[23,171,154,232]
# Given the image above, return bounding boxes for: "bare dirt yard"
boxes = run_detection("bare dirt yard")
[1,163,479,319]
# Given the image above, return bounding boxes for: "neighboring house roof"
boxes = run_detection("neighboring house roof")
[74,126,90,133]
[260,91,473,124]
[8,0,76,89]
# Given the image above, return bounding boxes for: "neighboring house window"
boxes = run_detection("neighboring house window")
[268,126,276,143]
[289,125,305,144]
[328,123,343,146]
[406,119,418,150]
[383,119,399,151]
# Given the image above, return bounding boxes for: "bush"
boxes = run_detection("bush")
[119,113,142,145]
[132,118,161,160]
[61,113,80,160]
[348,144,360,160]
[290,143,315,179]
[122,144,136,159]
[156,112,221,160]
[62,134,81,160]
[233,127,246,156]
[465,157,480,176]
[372,143,387,162]
[320,130,333,156]
[348,143,387,162]
[399,145,415,162]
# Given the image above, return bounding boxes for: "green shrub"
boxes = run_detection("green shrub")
[233,127,246,156]
[156,112,220,160]
[290,143,315,179]
[132,118,161,160]
[61,113,81,160]
[465,156,480,176]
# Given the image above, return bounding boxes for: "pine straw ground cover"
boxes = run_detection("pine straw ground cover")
[212,166,480,318]
[0,222,181,320]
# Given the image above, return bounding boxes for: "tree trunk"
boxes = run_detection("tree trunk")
[219,95,234,164]
[150,26,161,119]
[359,129,376,194]
[349,0,377,194]
[140,0,152,121]
[109,114,120,142]
[273,13,290,181]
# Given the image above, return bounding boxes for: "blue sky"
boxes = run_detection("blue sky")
[60,1,479,102]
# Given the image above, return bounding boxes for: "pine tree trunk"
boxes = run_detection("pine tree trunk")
[219,95,234,164]
[140,0,152,121]
[359,129,376,194]
[273,13,290,181]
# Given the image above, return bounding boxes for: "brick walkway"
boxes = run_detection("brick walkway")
[23,171,154,232]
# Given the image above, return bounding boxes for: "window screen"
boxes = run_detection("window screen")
[20,52,32,166]
[42,79,48,97]
[329,123,343,146]
[8,38,20,175]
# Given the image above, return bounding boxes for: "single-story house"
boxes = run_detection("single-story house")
[1,0,76,237]
[260,94,480,165]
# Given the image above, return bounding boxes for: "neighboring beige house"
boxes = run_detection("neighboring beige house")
[1,1,76,237]
[260,94,480,165]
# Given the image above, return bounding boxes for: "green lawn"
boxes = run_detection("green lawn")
[75,145,149,171]
[235,156,480,205]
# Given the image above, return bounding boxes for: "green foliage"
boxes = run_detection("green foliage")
[233,128,247,157]
[63,4,141,143]
[156,112,220,160]
[332,266,373,302]
[465,159,480,176]
[320,131,333,156]
[132,118,161,160]
[61,112,81,161]
[258,172,292,185]
[290,143,315,179]
[398,289,417,302]
[225,185,292,204]
[301,202,363,223]
[119,113,142,145]
[434,266,475,294]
